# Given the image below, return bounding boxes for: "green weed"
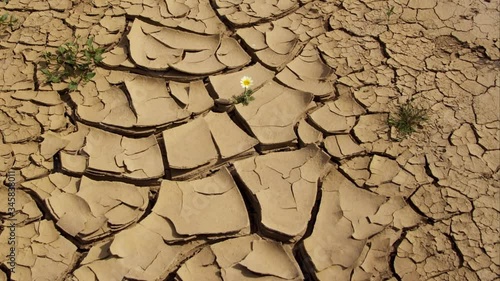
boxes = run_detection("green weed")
[233,76,255,106]
[0,13,18,33]
[386,5,395,19]
[388,99,428,138]
[233,89,255,106]
[40,36,104,91]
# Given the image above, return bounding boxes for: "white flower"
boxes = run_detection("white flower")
[240,76,253,89]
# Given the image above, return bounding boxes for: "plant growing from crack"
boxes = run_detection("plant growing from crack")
[233,76,255,106]
[40,36,104,91]
[388,98,428,139]
[0,13,18,34]
[386,5,395,20]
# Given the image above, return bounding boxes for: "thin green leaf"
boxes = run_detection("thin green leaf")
[85,72,96,81]
[68,81,78,91]
[84,50,91,60]
[86,37,93,48]
[50,76,61,83]
[40,68,50,76]
[94,53,103,63]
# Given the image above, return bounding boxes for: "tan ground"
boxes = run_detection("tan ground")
[0,0,499,280]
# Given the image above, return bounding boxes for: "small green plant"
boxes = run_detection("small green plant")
[0,13,18,33]
[388,99,428,138]
[386,5,395,19]
[233,76,255,106]
[40,36,104,91]
[233,90,255,105]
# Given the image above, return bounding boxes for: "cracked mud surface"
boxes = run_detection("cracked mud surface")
[0,0,499,280]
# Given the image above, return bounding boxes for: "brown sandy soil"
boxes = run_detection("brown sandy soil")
[0,0,498,280]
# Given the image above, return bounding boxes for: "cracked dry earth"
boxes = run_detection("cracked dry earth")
[0,0,499,280]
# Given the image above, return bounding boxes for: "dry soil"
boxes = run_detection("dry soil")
[0,0,499,281]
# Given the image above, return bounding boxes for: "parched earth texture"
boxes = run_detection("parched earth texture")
[0,0,499,280]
